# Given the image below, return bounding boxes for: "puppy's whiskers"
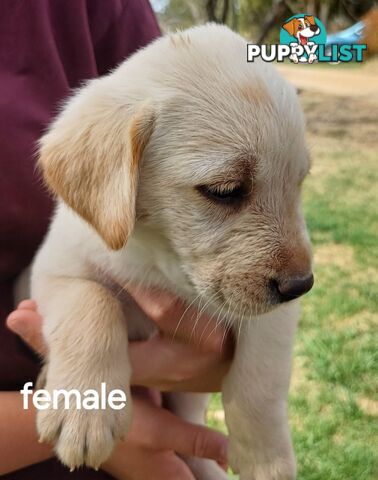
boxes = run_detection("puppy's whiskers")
[219,291,238,351]
[201,288,229,346]
[189,290,216,345]
[172,291,202,341]
[197,288,224,347]
[237,303,248,345]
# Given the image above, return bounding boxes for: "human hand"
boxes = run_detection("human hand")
[126,285,233,391]
[6,299,229,479]
[7,291,233,392]
[102,388,228,480]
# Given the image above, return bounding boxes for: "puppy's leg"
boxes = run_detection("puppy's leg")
[164,392,229,480]
[308,53,317,64]
[34,276,132,470]
[223,302,299,480]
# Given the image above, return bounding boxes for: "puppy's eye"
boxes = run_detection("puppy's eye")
[196,183,246,206]
[298,25,303,30]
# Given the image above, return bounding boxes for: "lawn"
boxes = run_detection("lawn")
[207,87,378,479]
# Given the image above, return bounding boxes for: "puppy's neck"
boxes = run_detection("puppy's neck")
[106,223,195,301]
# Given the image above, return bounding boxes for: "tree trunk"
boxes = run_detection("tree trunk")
[206,0,230,24]
[257,0,288,44]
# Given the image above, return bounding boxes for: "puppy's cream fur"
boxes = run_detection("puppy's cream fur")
[30,25,312,480]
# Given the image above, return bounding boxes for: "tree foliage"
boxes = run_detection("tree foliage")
[155,0,376,41]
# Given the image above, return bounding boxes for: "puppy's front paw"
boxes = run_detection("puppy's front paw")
[308,54,317,64]
[37,386,131,470]
[229,438,296,480]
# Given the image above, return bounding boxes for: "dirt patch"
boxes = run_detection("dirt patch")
[291,354,307,392]
[300,92,378,147]
[314,244,355,269]
[357,396,378,416]
[332,432,344,445]
[278,62,378,98]
[277,63,378,148]
[351,267,378,284]
[335,310,377,332]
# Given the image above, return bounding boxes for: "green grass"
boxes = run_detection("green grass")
[207,93,378,479]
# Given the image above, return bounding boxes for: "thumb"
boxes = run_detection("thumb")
[6,305,47,356]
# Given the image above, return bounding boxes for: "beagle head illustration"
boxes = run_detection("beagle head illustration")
[282,15,320,45]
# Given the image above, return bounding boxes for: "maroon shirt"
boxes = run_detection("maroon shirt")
[0,1,159,477]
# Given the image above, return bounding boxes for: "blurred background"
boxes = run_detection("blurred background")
[152,0,376,45]
[151,1,377,479]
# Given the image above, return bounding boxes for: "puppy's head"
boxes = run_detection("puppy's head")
[39,25,313,318]
[283,16,320,44]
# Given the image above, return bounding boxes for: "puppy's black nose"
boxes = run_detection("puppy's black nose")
[310,25,319,32]
[271,274,314,302]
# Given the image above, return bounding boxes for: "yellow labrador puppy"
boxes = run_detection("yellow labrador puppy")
[30,24,313,480]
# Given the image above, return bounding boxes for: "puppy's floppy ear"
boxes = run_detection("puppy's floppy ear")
[39,79,155,250]
[282,19,297,36]
[304,15,316,25]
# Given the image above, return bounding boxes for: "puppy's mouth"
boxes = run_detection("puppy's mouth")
[206,273,314,320]
[298,33,308,45]
[205,286,281,321]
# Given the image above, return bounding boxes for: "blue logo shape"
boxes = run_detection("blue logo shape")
[280,14,327,46]
[246,13,367,64]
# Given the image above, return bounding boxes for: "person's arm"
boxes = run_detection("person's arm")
[0,2,161,476]
[0,390,228,480]
[0,392,53,475]
[4,298,230,478]
[90,0,161,76]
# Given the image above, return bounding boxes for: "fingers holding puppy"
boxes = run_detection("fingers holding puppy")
[129,335,230,392]
[102,393,228,480]
[126,285,234,356]
[7,291,233,392]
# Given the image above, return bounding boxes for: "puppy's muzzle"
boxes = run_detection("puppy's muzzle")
[271,273,314,302]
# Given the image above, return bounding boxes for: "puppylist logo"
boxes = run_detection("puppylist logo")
[247,14,367,64]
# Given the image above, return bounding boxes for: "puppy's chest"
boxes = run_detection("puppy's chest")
[92,262,188,342]
[92,232,196,340]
